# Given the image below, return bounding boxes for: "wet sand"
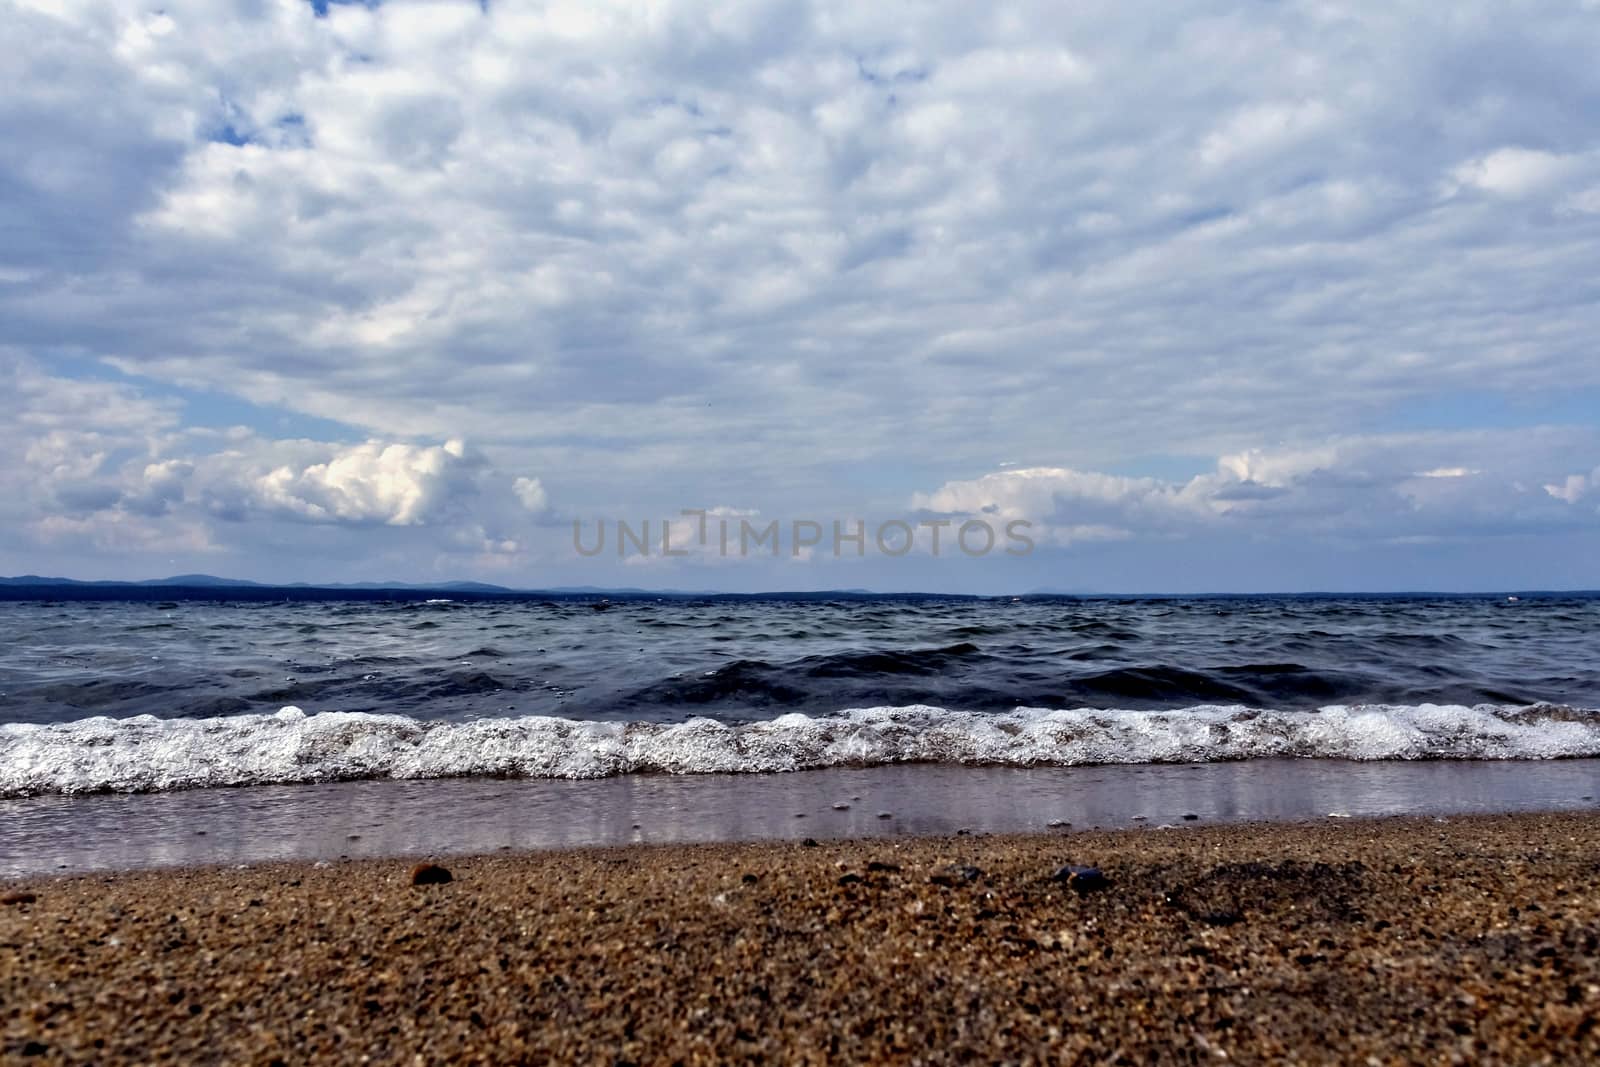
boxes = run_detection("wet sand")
[11,758,1600,879]
[4,813,1600,1063]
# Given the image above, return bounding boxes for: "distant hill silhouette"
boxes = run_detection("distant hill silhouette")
[0,574,969,603]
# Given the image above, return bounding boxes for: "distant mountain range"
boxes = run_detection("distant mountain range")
[0,573,515,592]
[0,574,938,601]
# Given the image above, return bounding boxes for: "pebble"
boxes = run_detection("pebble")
[832,803,850,811]
[2,891,38,906]
[1200,909,1243,927]
[410,863,454,886]
[1053,865,1109,894]
[930,865,982,887]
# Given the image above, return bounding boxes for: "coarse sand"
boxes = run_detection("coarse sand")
[4,813,1600,1063]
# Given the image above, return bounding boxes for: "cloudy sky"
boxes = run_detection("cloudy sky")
[4,0,1600,592]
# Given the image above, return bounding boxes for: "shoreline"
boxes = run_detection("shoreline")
[8,757,1600,880]
[6,813,1600,1061]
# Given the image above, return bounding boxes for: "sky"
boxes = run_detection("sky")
[4,0,1600,593]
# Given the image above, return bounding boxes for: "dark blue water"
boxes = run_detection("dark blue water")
[3,595,1596,725]
[2,594,1599,798]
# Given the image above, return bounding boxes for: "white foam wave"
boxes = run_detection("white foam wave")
[2,703,1598,797]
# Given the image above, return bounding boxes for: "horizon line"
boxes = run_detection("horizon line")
[1,573,1597,599]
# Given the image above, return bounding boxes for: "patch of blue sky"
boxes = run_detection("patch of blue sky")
[207,111,309,149]
[306,0,384,18]
[49,357,359,442]
[207,122,252,147]
[1372,388,1600,434]
[166,388,361,442]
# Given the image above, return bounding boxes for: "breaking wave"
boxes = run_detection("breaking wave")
[3,702,1600,797]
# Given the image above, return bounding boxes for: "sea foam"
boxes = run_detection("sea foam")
[3,703,1599,797]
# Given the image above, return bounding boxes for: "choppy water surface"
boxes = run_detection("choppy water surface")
[2,594,1599,796]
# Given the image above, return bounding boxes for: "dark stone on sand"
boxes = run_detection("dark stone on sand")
[877,811,892,819]
[1053,865,1109,894]
[1183,814,1200,821]
[801,838,819,847]
[1047,819,1070,829]
[2,891,37,906]
[410,863,453,886]
[930,865,982,887]
[832,803,850,811]
[866,861,901,873]
[21,1041,47,1057]
[837,873,863,886]
[741,873,759,885]
[1166,859,1368,926]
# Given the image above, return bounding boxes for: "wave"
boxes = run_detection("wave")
[3,703,1600,797]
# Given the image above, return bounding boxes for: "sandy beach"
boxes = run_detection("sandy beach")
[4,812,1600,1063]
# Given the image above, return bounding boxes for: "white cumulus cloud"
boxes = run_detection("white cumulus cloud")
[916,432,1600,546]
[512,476,549,513]
[251,439,475,526]
[1545,469,1600,505]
